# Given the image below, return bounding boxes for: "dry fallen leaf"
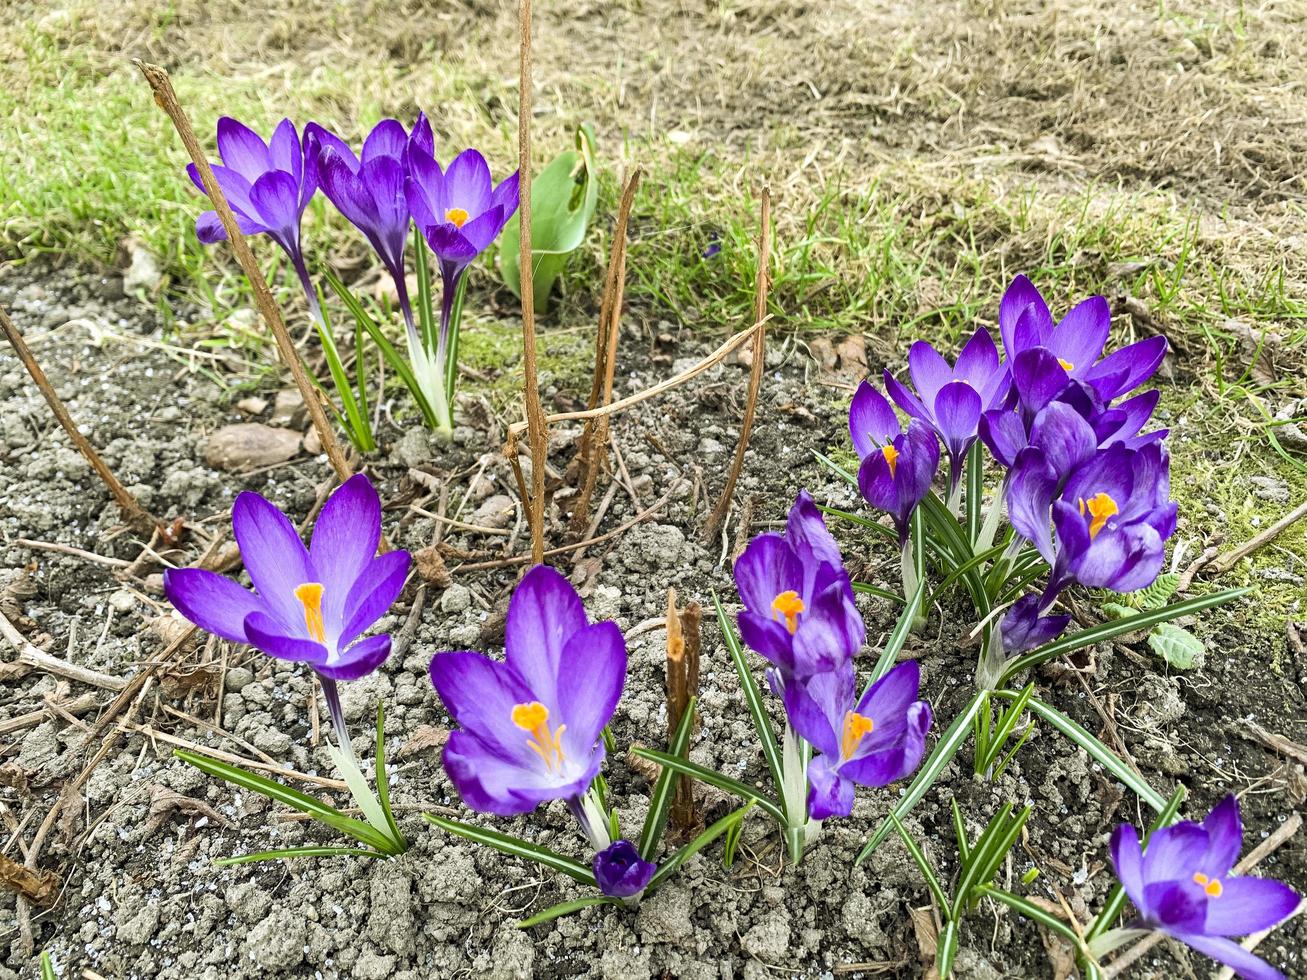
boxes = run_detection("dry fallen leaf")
[0,852,59,906]
[144,785,235,835]
[394,725,450,761]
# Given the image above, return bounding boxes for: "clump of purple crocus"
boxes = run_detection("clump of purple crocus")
[734,493,931,846]
[164,474,410,752]
[1108,796,1300,980]
[185,117,322,320]
[429,564,625,849]
[850,381,941,551]
[593,839,657,901]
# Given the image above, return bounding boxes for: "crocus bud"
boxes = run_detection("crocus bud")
[593,840,656,900]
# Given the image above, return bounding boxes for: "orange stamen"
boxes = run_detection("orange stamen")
[293,582,326,643]
[841,711,874,761]
[512,701,567,772]
[882,443,900,478]
[1193,872,1223,898]
[445,207,469,228]
[1078,492,1119,539]
[770,591,805,634]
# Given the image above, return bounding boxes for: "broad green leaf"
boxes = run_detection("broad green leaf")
[638,695,698,861]
[1129,572,1180,610]
[631,748,784,823]
[518,896,613,928]
[501,124,599,311]
[1099,601,1136,621]
[424,814,597,886]
[857,690,987,861]
[1147,622,1205,670]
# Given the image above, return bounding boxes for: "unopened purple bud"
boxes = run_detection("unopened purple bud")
[593,840,656,899]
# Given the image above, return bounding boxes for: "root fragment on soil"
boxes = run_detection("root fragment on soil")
[0,610,128,692]
[1207,498,1307,577]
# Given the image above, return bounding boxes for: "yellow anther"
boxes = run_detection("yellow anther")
[770,591,805,634]
[1058,358,1074,371]
[293,582,326,643]
[445,207,469,228]
[1193,872,1223,898]
[512,701,567,772]
[840,711,875,761]
[1078,492,1119,539]
[882,442,900,478]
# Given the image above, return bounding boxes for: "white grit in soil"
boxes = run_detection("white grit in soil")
[0,263,1303,979]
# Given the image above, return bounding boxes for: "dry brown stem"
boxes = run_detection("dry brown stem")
[133,60,351,484]
[0,302,158,536]
[703,188,772,543]
[515,0,548,563]
[665,589,702,831]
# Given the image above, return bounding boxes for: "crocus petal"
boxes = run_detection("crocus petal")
[424,222,479,270]
[999,275,1052,357]
[1012,347,1072,417]
[318,633,391,681]
[1007,448,1058,562]
[490,171,521,218]
[1086,335,1168,401]
[452,204,505,254]
[1074,521,1165,592]
[216,116,271,183]
[1110,823,1147,909]
[1000,594,1070,652]
[440,728,600,817]
[339,550,410,647]
[195,211,229,244]
[1176,933,1288,980]
[1201,795,1243,877]
[791,579,865,675]
[733,533,803,615]
[408,112,435,160]
[780,668,850,758]
[736,612,796,666]
[953,328,1000,387]
[1202,876,1301,936]
[267,118,302,187]
[243,611,327,666]
[857,447,901,525]
[503,564,587,710]
[231,491,312,630]
[979,409,1028,469]
[849,381,901,458]
[851,660,921,747]
[162,567,262,644]
[1029,401,1099,480]
[1100,389,1161,446]
[907,340,954,407]
[785,490,844,575]
[806,755,855,820]
[839,701,931,786]
[1146,879,1209,934]
[429,650,537,761]
[554,620,626,754]
[361,119,409,163]
[248,170,302,252]
[1047,295,1110,376]
[897,420,941,509]
[1142,823,1210,884]
[443,148,494,216]
[309,474,382,609]
[932,381,982,463]
[884,369,931,424]
[304,122,359,173]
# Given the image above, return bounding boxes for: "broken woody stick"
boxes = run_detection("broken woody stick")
[515,0,549,564]
[570,169,642,538]
[0,302,159,536]
[134,61,352,486]
[703,187,772,544]
[665,588,702,831]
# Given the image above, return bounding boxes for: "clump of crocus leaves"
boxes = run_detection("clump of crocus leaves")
[162,275,1297,975]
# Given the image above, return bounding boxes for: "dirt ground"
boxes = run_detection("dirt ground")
[2,1,1306,978]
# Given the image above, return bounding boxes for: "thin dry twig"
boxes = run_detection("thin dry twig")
[1207,498,1307,577]
[571,170,642,537]
[15,539,134,569]
[0,302,158,535]
[1103,812,1302,977]
[122,721,348,790]
[133,61,351,484]
[0,610,128,692]
[703,187,771,543]
[515,0,548,563]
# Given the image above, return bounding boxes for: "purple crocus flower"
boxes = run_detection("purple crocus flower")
[849,381,940,546]
[733,491,865,682]
[593,840,657,899]
[1110,796,1300,980]
[163,475,409,746]
[404,146,520,381]
[307,116,433,333]
[186,117,321,319]
[998,275,1168,403]
[428,565,626,820]
[781,661,931,820]
[883,328,1010,493]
